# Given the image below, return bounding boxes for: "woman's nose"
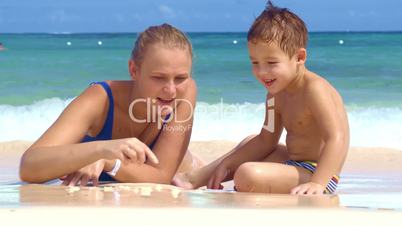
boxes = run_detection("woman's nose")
[163,80,176,95]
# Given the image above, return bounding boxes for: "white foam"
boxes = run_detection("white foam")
[192,102,266,142]
[1,99,401,150]
[346,107,402,149]
[0,98,73,142]
[192,103,402,150]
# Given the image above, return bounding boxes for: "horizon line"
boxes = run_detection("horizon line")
[1,30,402,35]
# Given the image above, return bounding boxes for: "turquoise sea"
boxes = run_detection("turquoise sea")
[1,32,402,148]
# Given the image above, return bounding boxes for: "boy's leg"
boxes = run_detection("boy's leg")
[172,136,290,189]
[233,162,312,193]
[172,135,257,188]
[262,143,289,163]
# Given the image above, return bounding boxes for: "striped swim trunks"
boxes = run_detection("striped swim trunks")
[284,160,340,194]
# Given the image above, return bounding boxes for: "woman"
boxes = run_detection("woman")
[20,23,201,186]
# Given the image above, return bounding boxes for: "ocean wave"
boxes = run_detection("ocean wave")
[0,98,73,142]
[1,98,401,149]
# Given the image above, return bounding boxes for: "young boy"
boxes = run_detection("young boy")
[173,1,349,195]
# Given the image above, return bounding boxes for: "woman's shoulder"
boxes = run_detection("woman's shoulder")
[70,81,116,120]
[82,80,130,101]
[79,82,110,103]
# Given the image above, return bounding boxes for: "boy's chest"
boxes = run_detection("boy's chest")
[276,96,315,132]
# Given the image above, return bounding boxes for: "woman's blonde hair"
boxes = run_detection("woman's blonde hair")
[131,23,193,66]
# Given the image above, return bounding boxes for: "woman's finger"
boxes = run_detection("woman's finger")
[62,174,75,186]
[68,173,82,186]
[132,143,146,164]
[131,139,158,164]
[79,174,90,187]
[123,147,137,163]
[143,147,159,164]
[91,174,99,186]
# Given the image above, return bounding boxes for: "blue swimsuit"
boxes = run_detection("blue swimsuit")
[81,81,164,181]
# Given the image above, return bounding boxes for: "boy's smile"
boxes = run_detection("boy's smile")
[263,78,277,88]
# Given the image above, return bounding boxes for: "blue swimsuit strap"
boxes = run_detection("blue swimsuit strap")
[89,81,114,140]
[148,113,171,149]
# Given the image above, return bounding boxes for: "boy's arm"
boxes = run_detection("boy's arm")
[226,95,283,167]
[208,95,284,188]
[293,81,349,194]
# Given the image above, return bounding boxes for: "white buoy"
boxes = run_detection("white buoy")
[66,41,72,46]
[98,41,103,45]
[339,40,344,45]
[233,40,238,44]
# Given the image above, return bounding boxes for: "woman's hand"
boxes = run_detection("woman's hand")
[62,159,105,186]
[99,138,159,165]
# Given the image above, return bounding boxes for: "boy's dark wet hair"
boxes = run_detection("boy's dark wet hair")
[247,1,308,58]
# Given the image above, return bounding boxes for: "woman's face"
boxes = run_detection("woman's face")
[130,43,192,116]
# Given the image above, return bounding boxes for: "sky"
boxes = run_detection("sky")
[1,0,402,33]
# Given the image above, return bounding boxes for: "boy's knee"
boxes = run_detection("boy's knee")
[234,162,264,192]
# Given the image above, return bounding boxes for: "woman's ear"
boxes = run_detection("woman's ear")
[128,59,138,80]
[297,48,307,65]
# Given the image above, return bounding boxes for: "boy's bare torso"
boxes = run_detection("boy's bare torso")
[273,71,349,173]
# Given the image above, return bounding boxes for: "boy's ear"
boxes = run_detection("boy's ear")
[128,59,139,80]
[296,48,307,65]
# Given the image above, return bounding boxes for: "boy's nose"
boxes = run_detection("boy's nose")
[258,66,270,75]
[257,67,271,78]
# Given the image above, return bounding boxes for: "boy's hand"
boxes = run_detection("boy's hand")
[290,182,326,195]
[207,162,231,189]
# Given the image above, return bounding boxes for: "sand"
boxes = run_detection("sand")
[0,140,402,225]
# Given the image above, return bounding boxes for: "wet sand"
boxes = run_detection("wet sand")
[0,183,401,226]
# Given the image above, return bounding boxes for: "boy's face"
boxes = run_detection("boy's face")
[130,43,192,116]
[248,41,299,95]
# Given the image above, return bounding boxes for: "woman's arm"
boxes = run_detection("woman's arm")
[111,79,197,184]
[20,85,105,182]
[19,84,153,183]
